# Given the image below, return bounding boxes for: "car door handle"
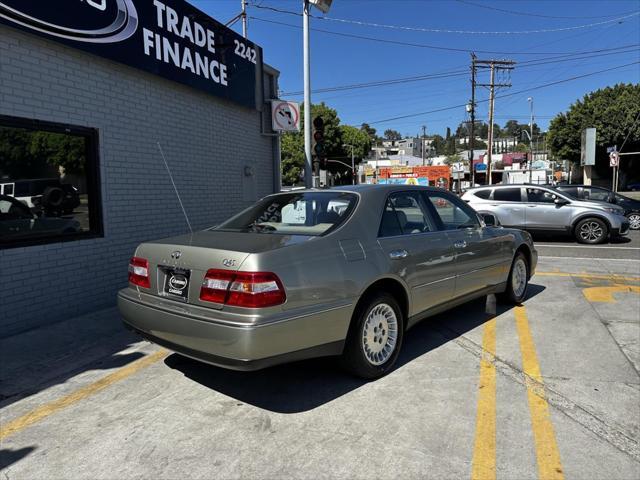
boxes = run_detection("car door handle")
[389,249,408,260]
[527,205,537,208]
[454,241,467,249]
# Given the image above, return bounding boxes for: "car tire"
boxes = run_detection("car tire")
[341,292,404,379]
[42,187,64,208]
[575,217,608,244]
[627,212,640,230]
[498,252,529,305]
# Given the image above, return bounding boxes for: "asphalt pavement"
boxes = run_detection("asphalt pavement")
[1,255,639,479]
[533,230,640,260]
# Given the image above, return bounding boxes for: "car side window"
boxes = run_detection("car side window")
[473,189,491,199]
[558,187,579,198]
[493,188,522,202]
[526,188,556,203]
[584,188,609,201]
[424,192,480,230]
[378,192,435,237]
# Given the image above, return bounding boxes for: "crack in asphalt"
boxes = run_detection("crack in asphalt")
[434,322,640,463]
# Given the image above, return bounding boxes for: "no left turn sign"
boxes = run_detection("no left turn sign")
[271,101,300,132]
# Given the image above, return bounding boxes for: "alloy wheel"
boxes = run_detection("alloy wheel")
[361,303,398,366]
[628,214,640,230]
[512,257,527,299]
[579,221,604,242]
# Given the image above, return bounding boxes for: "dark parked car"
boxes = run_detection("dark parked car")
[0,194,81,242]
[0,178,80,216]
[555,185,640,230]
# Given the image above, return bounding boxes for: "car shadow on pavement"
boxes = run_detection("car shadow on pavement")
[165,284,545,413]
[0,446,36,470]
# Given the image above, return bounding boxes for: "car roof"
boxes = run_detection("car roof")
[467,184,557,190]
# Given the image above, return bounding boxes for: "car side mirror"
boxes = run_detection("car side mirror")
[554,198,569,206]
[482,213,500,227]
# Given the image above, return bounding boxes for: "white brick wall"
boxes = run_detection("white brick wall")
[0,26,278,336]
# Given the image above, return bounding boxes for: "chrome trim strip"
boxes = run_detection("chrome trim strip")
[412,275,456,289]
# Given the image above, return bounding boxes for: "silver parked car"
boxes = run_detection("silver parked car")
[118,185,537,378]
[461,184,629,244]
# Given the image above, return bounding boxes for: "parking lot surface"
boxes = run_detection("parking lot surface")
[1,241,639,479]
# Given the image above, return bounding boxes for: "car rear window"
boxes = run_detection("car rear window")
[214,192,357,236]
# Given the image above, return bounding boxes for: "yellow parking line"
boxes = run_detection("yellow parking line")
[0,349,167,441]
[471,317,496,480]
[514,306,564,480]
[535,272,640,282]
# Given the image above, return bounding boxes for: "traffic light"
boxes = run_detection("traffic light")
[312,116,327,169]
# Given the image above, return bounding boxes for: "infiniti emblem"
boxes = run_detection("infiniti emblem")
[171,250,182,259]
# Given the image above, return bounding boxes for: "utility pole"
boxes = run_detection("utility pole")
[469,54,476,187]
[475,59,515,185]
[486,64,496,185]
[303,0,313,188]
[528,97,534,183]
[241,0,247,38]
[421,125,426,166]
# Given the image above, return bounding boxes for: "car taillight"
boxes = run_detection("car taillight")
[200,269,286,308]
[128,257,150,288]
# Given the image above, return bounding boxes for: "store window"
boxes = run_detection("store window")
[0,115,102,248]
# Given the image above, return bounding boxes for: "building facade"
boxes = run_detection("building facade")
[0,1,280,336]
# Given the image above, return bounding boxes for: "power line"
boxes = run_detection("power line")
[279,46,639,97]
[249,4,640,35]
[455,0,640,20]
[250,16,640,56]
[367,61,640,125]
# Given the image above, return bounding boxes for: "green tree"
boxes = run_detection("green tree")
[280,132,304,186]
[360,123,379,143]
[280,102,344,185]
[383,129,402,141]
[514,142,529,153]
[429,134,446,155]
[547,83,640,180]
[339,125,371,163]
[444,153,461,165]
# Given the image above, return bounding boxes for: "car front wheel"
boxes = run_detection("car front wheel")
[575,217,608,244]
[342,292,404,379]
[627,212,640,230]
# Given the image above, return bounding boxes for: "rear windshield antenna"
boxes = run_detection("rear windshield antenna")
[157,142,193,234]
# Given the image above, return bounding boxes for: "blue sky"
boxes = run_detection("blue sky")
[192,0,640,137]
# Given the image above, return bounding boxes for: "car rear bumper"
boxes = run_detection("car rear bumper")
[117,289,352,370]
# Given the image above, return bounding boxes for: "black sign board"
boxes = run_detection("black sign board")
[0,0,261,108]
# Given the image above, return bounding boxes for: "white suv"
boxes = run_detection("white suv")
[462,184,629,244]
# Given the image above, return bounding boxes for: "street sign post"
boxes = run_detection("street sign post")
[609,152,619,167]
[610,151,620,192]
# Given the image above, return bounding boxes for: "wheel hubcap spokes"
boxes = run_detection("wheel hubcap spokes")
[512,258,527,298]
[362,303,398,366]
[580,222,603,241]
[629,215,640,230]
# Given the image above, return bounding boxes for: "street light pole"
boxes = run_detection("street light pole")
[528,97,534,183]
[303,0,313,188]
[241,0,247,38]
[343,144,355,184]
